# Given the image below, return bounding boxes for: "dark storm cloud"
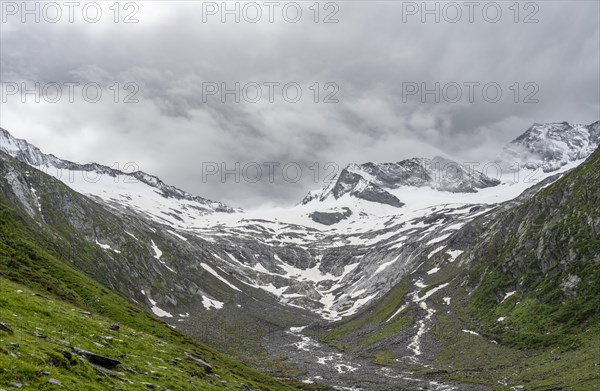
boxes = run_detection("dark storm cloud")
[1,1,598,208]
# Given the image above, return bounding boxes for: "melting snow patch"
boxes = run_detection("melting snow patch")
[159,261,176,273]
[386,303,408,323]
[497,317,505,322]
[428,246,445,259]
[374,254,401,275]
[462,329,479,336]
[427,267,440,275]
[150,240,162,260]
[202,296,224,310]
[201,263,241,292]
[426,233,452,246]
[30,187,42,212]
[167,230,188,241]
[443,297,451,305]
[95,239,121,254]
[501,291,516,303]
[415,283,449,303]
[414,279,427,288]
[125,231,138,240]
[289,326,307,333]
[148,298,173,318]
[446,249,463,263]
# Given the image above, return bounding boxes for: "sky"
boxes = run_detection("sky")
[1,1,599,209]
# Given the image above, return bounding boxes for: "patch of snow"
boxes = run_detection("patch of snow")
[30,187,42,212]
[202,296,224,310]
[167,230,188,241]
[159,260,176,273]
[386,303,408,323]
[501,291,516,303]
[95,239,121,254]
[374,254,401,275]
[428,246,445,259]
[200,263,241,292]
[427,267,440,275]
[414,279,427,288]
[147,297,173,318]
[150,240,162,260]
[426,233,452,246]
[415,283,450,303]
[446,249,463,263]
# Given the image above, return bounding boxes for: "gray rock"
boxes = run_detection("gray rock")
[48,378,62,386]
[184,352,212,373]
[71,346,121,369]
[309,207,352,225]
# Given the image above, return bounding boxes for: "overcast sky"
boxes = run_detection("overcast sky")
[1,1,599,209]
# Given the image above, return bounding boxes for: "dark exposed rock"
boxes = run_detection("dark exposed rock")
[109,323,120,331]
[309,207,353,225]
[0,322,13,334]
[71,346,121,369]
[184,352,212,373]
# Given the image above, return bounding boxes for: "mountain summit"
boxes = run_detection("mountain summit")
[0,128,240,224]
[303,121,600,208]
[498,120,600,172]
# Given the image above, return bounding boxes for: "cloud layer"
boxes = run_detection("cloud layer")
[1,1,599,208]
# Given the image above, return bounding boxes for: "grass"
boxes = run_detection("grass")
[0,199,316,390]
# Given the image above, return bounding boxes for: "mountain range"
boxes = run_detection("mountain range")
[0,120,598,390]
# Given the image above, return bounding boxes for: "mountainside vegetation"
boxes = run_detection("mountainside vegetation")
[0,170,320,390]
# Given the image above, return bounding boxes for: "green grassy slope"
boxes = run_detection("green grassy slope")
[0,199,316,390]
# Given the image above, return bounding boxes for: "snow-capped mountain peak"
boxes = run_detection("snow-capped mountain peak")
[0,128,240,224]
[301,155,501,207]
[498,120,599,172]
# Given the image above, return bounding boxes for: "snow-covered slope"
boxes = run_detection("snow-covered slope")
[301,156,501,208]
[1,121,597,323]
[0,128,240,226]
[498,121,599,172]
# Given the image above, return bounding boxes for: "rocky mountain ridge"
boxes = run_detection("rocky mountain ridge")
[1,120,598,389]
